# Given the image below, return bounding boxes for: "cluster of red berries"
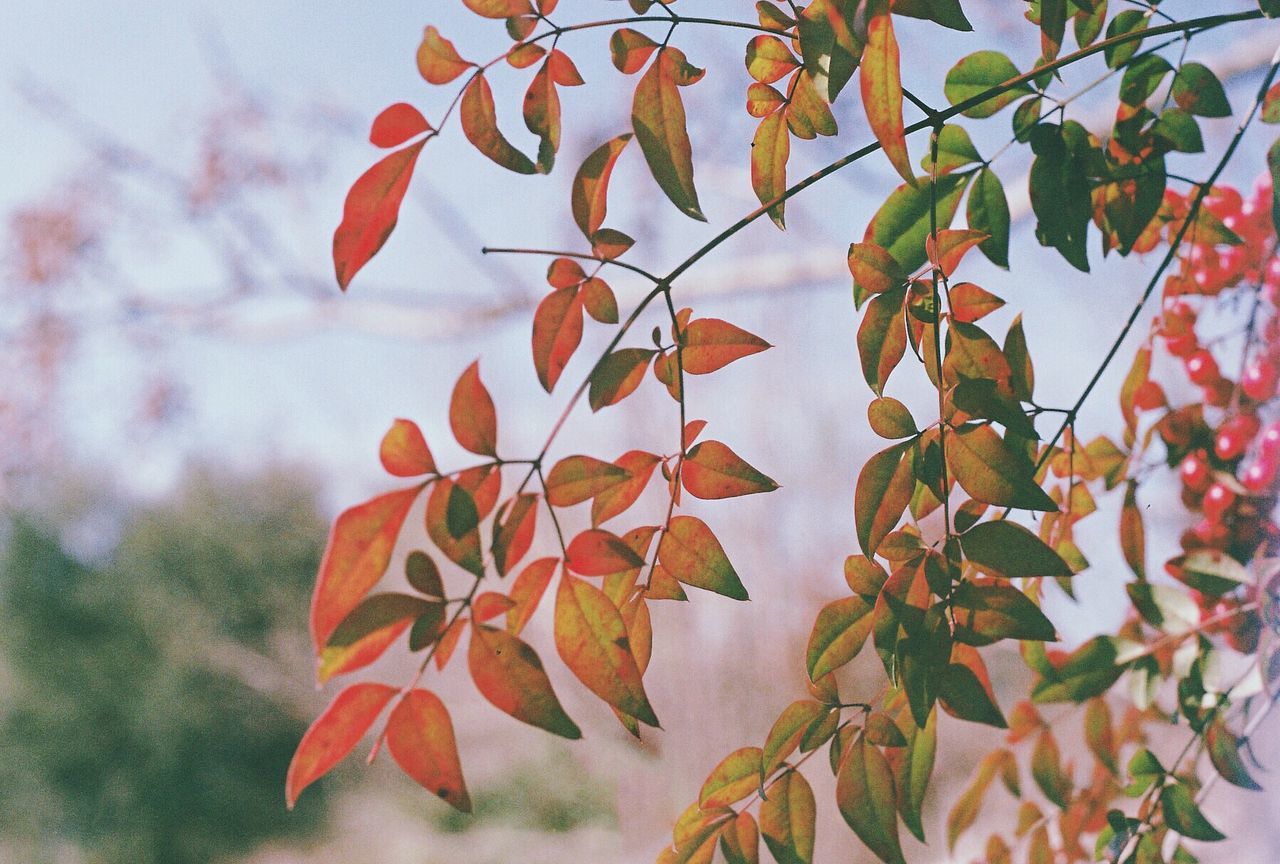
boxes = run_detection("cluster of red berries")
[1137,180,1280,651]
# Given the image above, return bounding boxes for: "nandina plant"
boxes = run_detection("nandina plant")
[286,2,1280,862]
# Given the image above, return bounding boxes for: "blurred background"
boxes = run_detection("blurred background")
[1,2,1278,862]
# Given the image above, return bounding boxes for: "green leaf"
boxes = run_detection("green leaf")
[1103,10,1147,69]
[1032,636,1125,703]
[893,705,936,842]
[837,735,905,864]
[855,441,915,556]
[632,48,706,220]
[1205,717,1261,790]
[944,51,1031,118]
[1160,782,1225,842]
[868,397,917,439]
[763,700,829,778]
[658,515,748,600]
[759,770,817,864]
[1004,315,1035,402]
[1031,729,1071,808]
[1119,54,1173,107]
[1084,698,1118,774]
[967,168,1011,268]
[1269,137,1280,237]
[950,378,1036,438]
[1171,62,1232,118]
[951,581,1058,644]
[700,746,764,809]
[894,0,972,31]
[1028,122,1092,271]
[939,656,1007,728]
[1152,107,1205,153]
[949,425,1058,511]
[866,174,968,274]
[806,595,875,681]
[921,124,982,174]
[961,520,1071,578]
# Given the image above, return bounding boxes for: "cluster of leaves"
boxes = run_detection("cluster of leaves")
[292,1,1280,863]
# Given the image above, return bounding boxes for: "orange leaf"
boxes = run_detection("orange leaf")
[463,0,533,18]
[523,60,561,172]
[507,556,558,635]
[449,361,498,457]
[286,682,396,808]
[369,103,431,148]
[545,454,632,507]
[747,82,786,118]
[472,591,516,622]
[927,229,990,277]
[848,242,908,296]
[683,440,779,499]
[948,282,1005,323]
[566,528,647,575]
[610,28,658,74]
[681,318,771,374]
[332,140,425,290]
[385,689,472,812]
[633,48,706,221]
[591,450,660,525]
[434,616,467,670]
[424,479,483,576]
[571,134,632,237]
[554,571,659,725]
[460,74,537,175]
[745,35,800,84]
[310,487,420,651]
[379,418,436,477]
[468,623,582,738]
[417,26,472,84]
[860,0,914,186]
[658,515,748,600]
[589,348,655,412]
[491,493,538,576]
[319,592,433,683]
[531,286,584,392]
[700,746,764,809]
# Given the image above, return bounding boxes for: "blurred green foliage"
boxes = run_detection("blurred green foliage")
[0,470,327,864]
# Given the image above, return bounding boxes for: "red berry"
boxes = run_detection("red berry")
[1180,450,1212,493]
[1185,350,1220,385]
[1165,333,1198,358]
[1203,483,1236,522]
[1243,458,1278,494]
[1193,517,1230,548]
[1216,414,1261,461]
[1261,423,1280,459]
[1241,359,1279,401]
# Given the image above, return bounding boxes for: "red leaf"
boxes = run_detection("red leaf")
[385,689,472,812]
[572,134,632,237]
[379,418,436,477]
[591,450,660,525]
[417,26,472,84]
[523,60,562,173]
[531,286,584,392]
[682,440,779,499]
[468,623,581,738]
[369,103,431,148]
[492,493,538,576]
[449,360,498,457]
[610,28,659,74]
[310,487,420,652]
[507,556,558,635]
[460,74,537,175]
[927,229,989,277]
[566,528,647,576]
[681,318,771,374]
[472,591,516,622]
[286,682,396,808]
[861,0,914,186]
[332,140,425,290]
[589,348,654,412]
[948,282,1005,323]
[463,0,533,18]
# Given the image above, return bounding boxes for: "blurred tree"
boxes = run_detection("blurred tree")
[0,469,325,864]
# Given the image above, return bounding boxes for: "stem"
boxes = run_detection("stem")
[927,125,953,546]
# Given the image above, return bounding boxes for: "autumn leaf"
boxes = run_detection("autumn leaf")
[762,700,829,778]
[837,735,905,864]
[369,103,431,148]
[319,592,435,683]
[544,454,632,507]
[463,0,533,18]
[680,318,771,374]
[379,418,436,477]
[589,348,656,411]
[759,770,816,864]
[332,140,425,290]
[860,0,913,185]
[632,48,706,220]
[468,623,581,739]
[449,361,498,457]
[286,682,397,808]
[311,487,420,652]
[700,746,764,809]
[948,425,1056,511]
[571,134,632,237]
[658,516,748,600]
[855,440,914,556]
[857,285,908,396]
[491,493,537,576]
[682,440,778,499]
[417,26,471,84]
[806,595,874,681]
[506,556,557,635]
[385,689,471,812]
[591,450,660,525]
[566,528,646,576]
[460,74,537,175]
[752,111,790,228]
[745,35,800,84]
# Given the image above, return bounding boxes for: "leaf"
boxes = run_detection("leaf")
[1084,698,1118,775]
[944,51,1031,118]
[855,441,914,556]
[463,0,533,17]
[700,746,764,809]
[572,134,632,237]
[425,480,483,576]
[1004,315,1035,402]
[893,705,936,842]
[868,397,917,438]
[806,595,875,681]
[966,168,1011,268]
[311,487,420,651]
[449,360,498,457]
[895,0,972,31]
[320,592,434,683]
[545,455,631,507]
[385,689,472,812]
[580,276,619,321]
[746,35,801,84]
[928,228,988,277]
[857,285,908,396]
[683,440,778,499]
[489,494,536,577]
[1028,122,1092,271]
[555,572,658,725]
[763,700,828,778]
[592,451,660,525]
[286,682,397,808]
[380,419,437,477]
[951,581,1058,644]
[961,520,1071,578]
[949,425,1057,511]
[369,103,431,148]
[589,348,656,411]
[785,71,837,140]
[610,28,658,74]
[460,74,537,174]
[1206,717,1261,790]
[1160,781,1225,841]
[866,173,968,273]
[939,645,1007,728]
[566,529,647,576]
[752,111,791,228]
[1171,62,1232,118]
[848,242,908,295]
[406,551,443,598]
[468,623,581,739]
[861,0,913,185]
[681,318,771,374]
[949,283,1005,324]
[417,26,471,84]
[719,812,761,864]
[759,770,817,864]
[1104,10,1148,68]
[506,557,557,635]
[658,515,748,600]
[530,286,584,392]
[921,124,982,174]
[747,82,787,118]
[1032,636,1125,703]
[837,735,905,864]
[946,749,1015,850]
[633,48,705,220]
[332,140,425,290]
[1031,729,1071,808]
